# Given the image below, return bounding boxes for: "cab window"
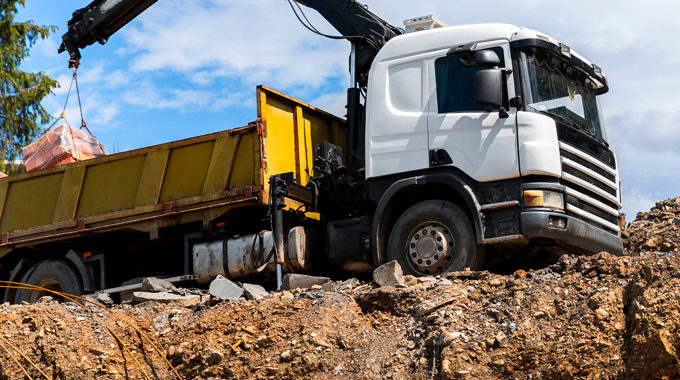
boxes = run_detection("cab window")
[434,46,506,113]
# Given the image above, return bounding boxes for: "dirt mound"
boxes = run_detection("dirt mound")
[1,250,680,379]
[624,196,680,255]
[2,200,680,379]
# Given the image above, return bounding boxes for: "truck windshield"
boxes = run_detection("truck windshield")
[520,51,608,144]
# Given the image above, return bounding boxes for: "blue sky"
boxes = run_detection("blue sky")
[17,0,680,218]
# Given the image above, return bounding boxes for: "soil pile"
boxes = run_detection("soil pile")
[625,196,680,255]
[1,201,680,379]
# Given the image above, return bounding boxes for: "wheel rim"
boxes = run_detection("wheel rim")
[28,279,62,303]
[406,222,455,274]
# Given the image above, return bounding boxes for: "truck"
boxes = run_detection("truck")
[0,0,623,303]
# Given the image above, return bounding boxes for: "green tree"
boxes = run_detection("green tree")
[0,0,56,173]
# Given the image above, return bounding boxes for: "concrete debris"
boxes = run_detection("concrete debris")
[131,291,201,307]
[280,273,331,291]
[92,292,114,305]
[336,278,360,292]
[372,260,405,287]
[208,275,244,300]
[141,277,177,293]
[242,283,269,300]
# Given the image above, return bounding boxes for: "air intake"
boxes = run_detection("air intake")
[404,15,448,33]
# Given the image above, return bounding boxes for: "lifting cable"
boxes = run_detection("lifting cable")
[45,68,92,135]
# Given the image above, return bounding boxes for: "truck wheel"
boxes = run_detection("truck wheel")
[387,200,483,276]
[13,260,83,304]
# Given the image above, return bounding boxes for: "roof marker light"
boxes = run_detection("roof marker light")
[593,64,603,78]
[560,43,571,58]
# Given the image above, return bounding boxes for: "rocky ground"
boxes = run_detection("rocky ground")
[1,199,680,379]
[624,197,680,255]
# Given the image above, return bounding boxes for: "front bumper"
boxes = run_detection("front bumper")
[521,211,623,255]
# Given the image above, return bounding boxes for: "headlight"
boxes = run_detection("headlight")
[523,190,564,210]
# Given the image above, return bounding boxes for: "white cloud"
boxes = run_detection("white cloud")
[311,91,346,118]
[121,0,348,89]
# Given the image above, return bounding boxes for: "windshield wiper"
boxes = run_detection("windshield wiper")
[534,109,608,147]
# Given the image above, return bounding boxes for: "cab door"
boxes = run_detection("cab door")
[426,41,519,182]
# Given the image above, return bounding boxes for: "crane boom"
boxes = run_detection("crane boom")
[58,0,158,67]
[293,0,401,88]
[58,0,402,165]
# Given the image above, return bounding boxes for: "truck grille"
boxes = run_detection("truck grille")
[559,142,620,234]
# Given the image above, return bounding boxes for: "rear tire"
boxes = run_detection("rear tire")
[14,260,82,304]
[386,200,483,276]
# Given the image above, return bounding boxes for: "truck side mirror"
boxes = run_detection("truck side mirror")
[475,69,508,118]
[474,50,501,67]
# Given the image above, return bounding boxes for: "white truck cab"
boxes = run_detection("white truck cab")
[364,23,622,270]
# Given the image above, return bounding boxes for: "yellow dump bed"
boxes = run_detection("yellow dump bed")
[0,86,347,257]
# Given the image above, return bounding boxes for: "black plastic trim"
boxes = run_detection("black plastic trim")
[510,38,609,94]
[521,211,623,255]
[565,195,620,228]
[560,148,616,182]
[521,182,565,192]
[562,166,617,197]
[557,125,616,169]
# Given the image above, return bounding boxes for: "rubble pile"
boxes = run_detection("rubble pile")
[1,251,679,379]
[1,200,680,379]
[624,196,680,255]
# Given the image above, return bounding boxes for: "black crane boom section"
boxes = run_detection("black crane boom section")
[59,0,403,165]
[59,0,159,67]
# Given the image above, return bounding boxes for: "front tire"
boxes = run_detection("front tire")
[386,200,483,276]
[14,260,83,304]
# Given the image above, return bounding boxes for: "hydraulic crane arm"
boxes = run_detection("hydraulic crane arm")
[292,0,401,165]
[293,0,401,89]
[59,0,402,165]
[58,0,158,68]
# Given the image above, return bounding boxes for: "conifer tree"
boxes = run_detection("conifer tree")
[0,0,56,173]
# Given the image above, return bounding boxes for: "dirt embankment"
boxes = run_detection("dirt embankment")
[1,199,680,379]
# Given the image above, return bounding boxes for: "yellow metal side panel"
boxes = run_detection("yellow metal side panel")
[134,149,170,207]
[202,134,241,194]
[302,117,314,184]
[261,95,298,181]
[305,111,348,164]
[76,156,146,218]
[1,173,65,231]
[0,181,8,225]
[53,166,86,222]
[258,86,348,207]
[159,141,214,202]
[294,106,311,185]
[227,132,258,189]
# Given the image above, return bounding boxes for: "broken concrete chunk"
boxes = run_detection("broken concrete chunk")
[131,292,201,307]
[243,283,268,300]
[95,292,114,305]
[280,274,331,291]
[336,278,360,292]
[209,275,244,300]
[373,260,405,287]
[141,277,177,293]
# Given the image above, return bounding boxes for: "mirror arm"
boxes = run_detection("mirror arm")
[499,107,509,119]
[509,96,522,109]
